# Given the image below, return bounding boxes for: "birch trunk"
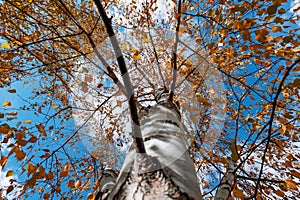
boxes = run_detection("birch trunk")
[104,91,202,199]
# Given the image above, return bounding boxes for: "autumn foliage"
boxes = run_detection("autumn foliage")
[0,0,299,199]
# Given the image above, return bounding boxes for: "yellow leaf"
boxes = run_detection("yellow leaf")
[121,43,127,50]
[24,120,32,124]
[2,101,11,107]
[143,35,151,43]
[132,51,140,60]
[1,43,10,48]
[6,170,14,177]
[51,105,59,109]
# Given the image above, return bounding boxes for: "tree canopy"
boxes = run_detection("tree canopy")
[0,0,299,199]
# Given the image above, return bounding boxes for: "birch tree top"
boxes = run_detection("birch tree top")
[0,0,299,199]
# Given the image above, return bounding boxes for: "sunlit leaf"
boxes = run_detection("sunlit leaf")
[285,179,298,190]
[24,120,32,124]
[6,170,14,177]
[87,193,95,200]
[1,43,10,48]
[2,101,11,107]
[132,51,140,60]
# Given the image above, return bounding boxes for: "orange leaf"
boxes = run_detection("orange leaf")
[285,179,298,190]
[233,187,244,198]
[178,27,185,34]
[1,43,10,48]
[2,101,11,107]
[290,170,300,179]
[28,162,38,176]
[87,193,95,200]
[36,124,47,136]
[0,155,8,168]
[0,124,10,134]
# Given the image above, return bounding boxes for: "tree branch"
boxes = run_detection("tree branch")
[253,58,300,197]
[93,0,146,154]
[169,0,182,101]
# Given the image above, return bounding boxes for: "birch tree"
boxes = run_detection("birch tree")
[0,0,299,199]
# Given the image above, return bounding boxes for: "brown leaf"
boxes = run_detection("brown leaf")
[6,185,13,194]
[275,189,285,197]
[290,170,300,179]
[60,162,69,178]
[7,88,16,93]
[46,172,54,181]
[43,193,50,200]
[15,147,26,160]
[36,124,47,136]
[26,175,36,188]
[28,136,37,143]
[68,180,75,188]
[38,106,42,113]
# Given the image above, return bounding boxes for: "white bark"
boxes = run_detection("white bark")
[108,96,202,199]
[214,160,235,200]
